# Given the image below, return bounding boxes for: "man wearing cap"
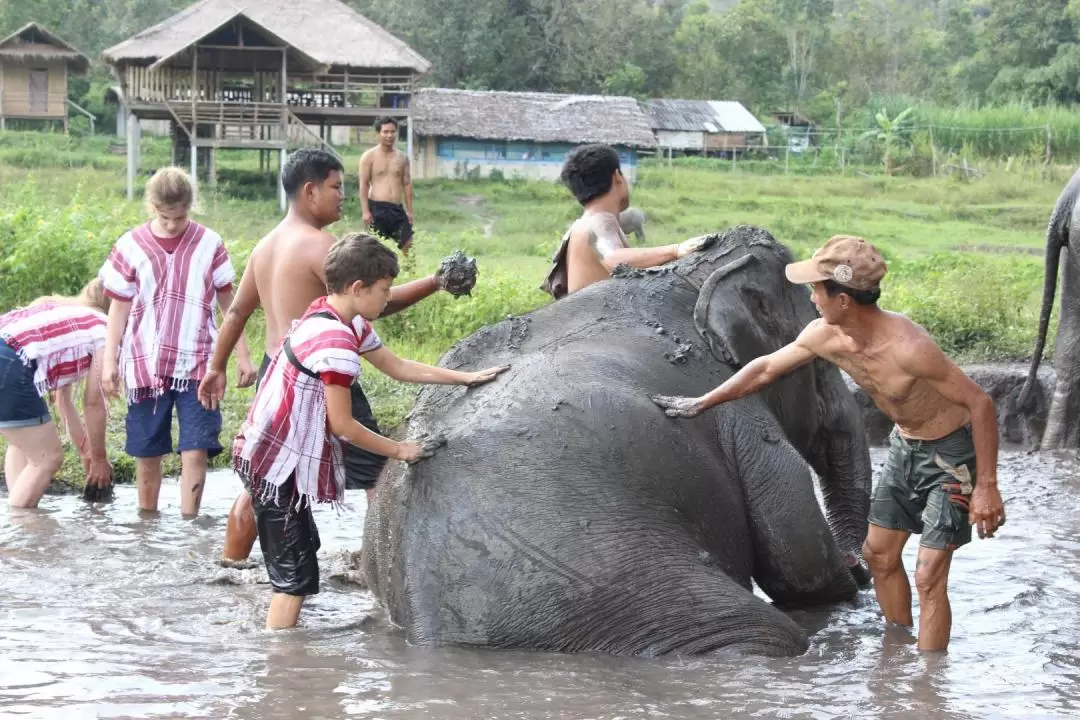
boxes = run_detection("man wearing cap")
[651,234,1006,652]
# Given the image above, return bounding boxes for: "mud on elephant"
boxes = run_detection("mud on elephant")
[363,225,872,657]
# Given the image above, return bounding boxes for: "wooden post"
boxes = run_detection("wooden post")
[209,148,217,188]
[0,58,5,132]
[126,111,136,200]
[134,115,142,177]
[406,116,414,168]
[929,125,936,178]
[278,147,287,212]
[1044,124,1053,180]
[191,139,198,195]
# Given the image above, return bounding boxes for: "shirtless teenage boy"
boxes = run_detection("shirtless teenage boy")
[359,117,414,254]
[541,144,706,300]
[651,235,1006,652]
[197,149,473,563]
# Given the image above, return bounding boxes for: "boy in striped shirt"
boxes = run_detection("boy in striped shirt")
[99,167,255,518]
[234,232,507,629]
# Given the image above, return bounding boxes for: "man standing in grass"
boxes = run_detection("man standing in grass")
[198,148,475,563]
[360,116,415,255]
[542,144,706,300]
[651,235,1007,652]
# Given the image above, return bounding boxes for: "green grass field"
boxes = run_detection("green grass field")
[0,132,1064,488]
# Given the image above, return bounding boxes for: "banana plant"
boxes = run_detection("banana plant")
[860,106,915,176]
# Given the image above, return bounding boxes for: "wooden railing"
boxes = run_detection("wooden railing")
[125,67,414,108]
[166,100,342,159]
[0,91,69,117]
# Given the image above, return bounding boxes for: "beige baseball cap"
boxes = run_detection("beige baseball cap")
[785,235,887,292]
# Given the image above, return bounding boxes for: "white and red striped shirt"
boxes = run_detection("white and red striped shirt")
[98,221,235,402]
[0,302,107,395]
[232,298,383,507]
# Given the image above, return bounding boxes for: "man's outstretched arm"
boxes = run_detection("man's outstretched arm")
[383,276,439,317]
[588,214,705,270]
[651,327,821,418]
[198,261,261,409]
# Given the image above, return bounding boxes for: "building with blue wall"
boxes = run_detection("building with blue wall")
[410,88,656,182]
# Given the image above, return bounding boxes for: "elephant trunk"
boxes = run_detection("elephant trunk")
[1019,175,1078,409]
[807,361,873,584]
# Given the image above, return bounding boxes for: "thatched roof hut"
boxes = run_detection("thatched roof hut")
[411,88,658,148]
[102,0,431,74]
[0,22,90,74]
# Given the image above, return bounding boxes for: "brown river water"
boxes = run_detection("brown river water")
[2,447,1079,719]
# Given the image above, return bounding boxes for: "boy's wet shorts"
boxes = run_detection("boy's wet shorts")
[247,472,321,597]
[125,385,223,458]
[869,424,976,551]
[258,353,386,491]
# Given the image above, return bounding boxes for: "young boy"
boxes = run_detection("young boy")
[233,232,507,629]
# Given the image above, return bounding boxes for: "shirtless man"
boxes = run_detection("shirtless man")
[197,148,474,562]
[651,235,1007,652]
[360,116,414,254]
[541,144,706,300]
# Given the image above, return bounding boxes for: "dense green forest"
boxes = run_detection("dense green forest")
[2,0,1079,131]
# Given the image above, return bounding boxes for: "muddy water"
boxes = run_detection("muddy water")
[2,449,1079,719]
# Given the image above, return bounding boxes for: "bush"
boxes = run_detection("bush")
[0,180,143,307]
[883,252,1049,361]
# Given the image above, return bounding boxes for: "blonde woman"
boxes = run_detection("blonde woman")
[98,166,255,518]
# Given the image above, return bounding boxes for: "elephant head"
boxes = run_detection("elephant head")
[672,226,873,572]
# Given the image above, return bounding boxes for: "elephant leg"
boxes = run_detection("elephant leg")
[1045,246,1080,449]
[414,514,814,657]
[722,410,858,606]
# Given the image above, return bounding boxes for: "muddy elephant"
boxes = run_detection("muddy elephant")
[1019,167,1080,448]
[363,225,872,657]
[619,207,646,244]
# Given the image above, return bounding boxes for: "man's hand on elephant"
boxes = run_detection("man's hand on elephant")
[650,394,706,418]
[675,235,710,260]
[435,251,478,297]
[970,482,1006,539]
[464,365,510,387]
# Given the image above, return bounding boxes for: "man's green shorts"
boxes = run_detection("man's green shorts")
[869,424,976,551]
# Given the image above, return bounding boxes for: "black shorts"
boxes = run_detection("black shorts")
[250,473,321,597]
[258,353,386,491]
[368,200,413,249]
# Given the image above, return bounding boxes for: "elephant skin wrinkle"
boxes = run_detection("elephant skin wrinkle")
[363,225,873,658]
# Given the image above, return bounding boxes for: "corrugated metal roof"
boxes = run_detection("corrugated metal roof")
[708,101,767,133]
[413,89,657,148]
[642,99,766,134]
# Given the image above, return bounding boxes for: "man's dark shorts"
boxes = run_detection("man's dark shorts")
[368,200,413,250]
[869,424,976,551]
[125,386,223,458]
[248,472,321,597]
[258,353,387,491]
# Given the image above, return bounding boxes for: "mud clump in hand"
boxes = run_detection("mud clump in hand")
[437,251,478,298]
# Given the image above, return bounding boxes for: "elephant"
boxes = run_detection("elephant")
[362,225,872,658]
[619,206,646,244]
[1019,167,1080,449]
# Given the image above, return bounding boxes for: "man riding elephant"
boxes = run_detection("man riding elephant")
[541,144,705,300]
[365,224,873,658]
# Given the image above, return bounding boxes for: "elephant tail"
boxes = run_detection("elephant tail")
[1019,181,1075,409]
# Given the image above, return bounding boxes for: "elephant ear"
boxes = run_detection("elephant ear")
[693,252,785,367]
